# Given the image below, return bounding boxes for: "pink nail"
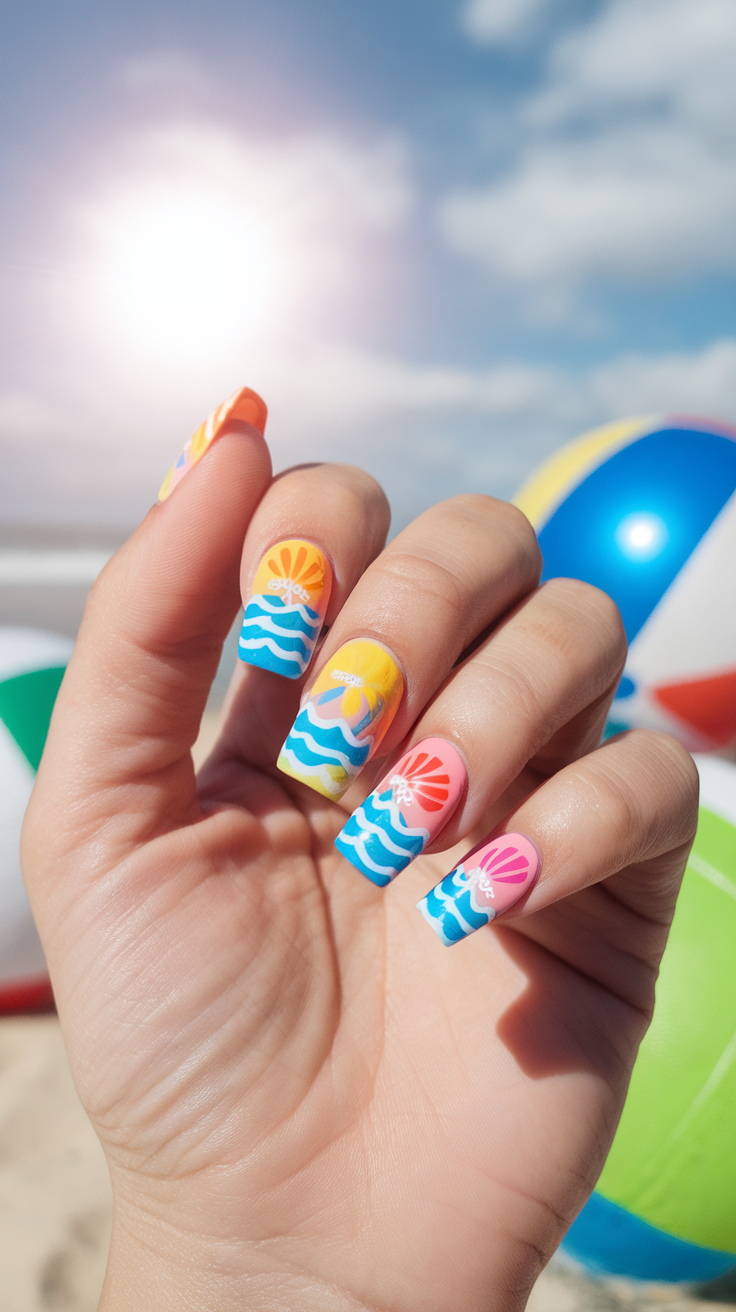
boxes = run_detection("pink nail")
[335,737,467,885]
[417,832,541,945]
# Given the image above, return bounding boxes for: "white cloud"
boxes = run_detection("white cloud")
[0,393,68,440]
[462,0,558,45]
[7,333,736,526]
[259,334,736,438]
[252,339,570,430]
[584,337,736,421]
[442,0,736,301]
[531,0,736,127]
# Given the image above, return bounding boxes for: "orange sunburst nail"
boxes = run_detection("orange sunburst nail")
[158,387,267,502]
[239,539,332,679]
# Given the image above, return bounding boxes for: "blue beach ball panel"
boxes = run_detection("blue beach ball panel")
[537,428,736,646]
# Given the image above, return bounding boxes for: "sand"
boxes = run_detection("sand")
[1,1014,733,1312]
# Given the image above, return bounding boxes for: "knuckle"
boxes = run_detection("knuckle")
[419,494,542,582]
[541,578,627,659]
[379,550,469,620]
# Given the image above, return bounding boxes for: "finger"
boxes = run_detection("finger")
[416,730,698,1006]
[237,462,390,679]
[29,394,272,859]
[197,462,392,785]
[335,577,625,885]
[277,496,541,802]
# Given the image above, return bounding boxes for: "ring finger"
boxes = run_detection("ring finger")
[273,494,541,801]
[335,576,626,885]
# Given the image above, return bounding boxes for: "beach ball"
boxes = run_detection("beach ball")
[0,628,72,1010]
[561,754,736,1282]
[514,416,736,751]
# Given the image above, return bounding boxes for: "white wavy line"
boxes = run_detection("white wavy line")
[277,746,347,795]
[338,829,398,877]
[363,793,430,843]
[434,877,494,932]
[286,725,359,773]
[417,899,454,945]
[352,809,429,856]
[247,596,319,628]
[302,699,372,752]
[241,611,315,643]
[238,635,306,669]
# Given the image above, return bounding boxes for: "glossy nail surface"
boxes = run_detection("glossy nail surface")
[239,540,332,679]
[277,639,403,800]
[158,387,267,502]
[417,832,540,945]
[335,738,466,886]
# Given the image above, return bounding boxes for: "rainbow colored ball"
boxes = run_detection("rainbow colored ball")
[562,756,736,1282]
[515,415,736,752]
[0,628,71,1010]
[516,417,736,1282]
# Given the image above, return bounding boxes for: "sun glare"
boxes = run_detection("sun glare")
[615,512,669,561]
[89,184,295,361]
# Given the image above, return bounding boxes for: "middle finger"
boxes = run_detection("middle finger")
[277,495,540,801]
[335,576,626,885]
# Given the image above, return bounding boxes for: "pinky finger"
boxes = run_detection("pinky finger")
[417,730,698,1000]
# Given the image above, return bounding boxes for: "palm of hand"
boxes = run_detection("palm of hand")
[24,435,695,1312]
[57,753,646,1312]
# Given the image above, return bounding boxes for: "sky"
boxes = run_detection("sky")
[3,0,736,532]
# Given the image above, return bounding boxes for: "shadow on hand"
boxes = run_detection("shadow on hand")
[494,925,636,1092]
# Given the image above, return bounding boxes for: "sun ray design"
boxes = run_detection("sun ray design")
[472,842,534,892]
[388,750,451,811]
[416,832,540,945]
[239,539,331,679]
[264,544,325,605]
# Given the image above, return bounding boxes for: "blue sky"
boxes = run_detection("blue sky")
[3,0,736,530]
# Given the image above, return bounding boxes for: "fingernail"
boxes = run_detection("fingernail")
[158,387,267,502]
[277,639,403,799]
[238,540,332,679]
[417,832,541,945]
[335,737,467,886]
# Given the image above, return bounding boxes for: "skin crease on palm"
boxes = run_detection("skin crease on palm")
[21,422,698,1312]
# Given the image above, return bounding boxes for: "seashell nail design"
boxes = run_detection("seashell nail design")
[417,832,541,945]
[239,540,332,679]
[335,738,466,885]
[277,639,403,800]
[158,387,267,502]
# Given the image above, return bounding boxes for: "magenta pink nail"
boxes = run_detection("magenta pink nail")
[417,832,541,945]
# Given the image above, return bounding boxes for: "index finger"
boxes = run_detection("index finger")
[28,390,272,859]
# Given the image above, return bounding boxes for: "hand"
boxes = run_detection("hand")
[23,416,698,1312]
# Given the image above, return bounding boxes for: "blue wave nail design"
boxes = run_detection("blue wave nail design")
[417,864,493,945]
[335,787,430,886]
[277,700,372,797]
[239,595,321,678]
